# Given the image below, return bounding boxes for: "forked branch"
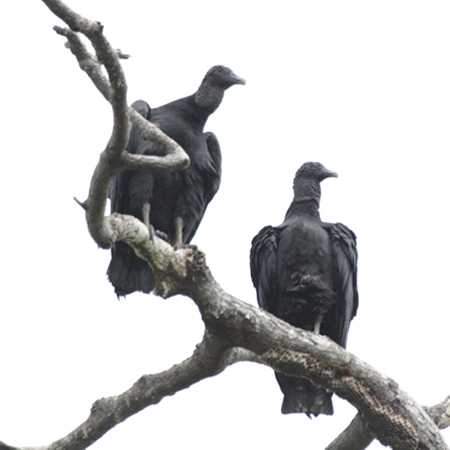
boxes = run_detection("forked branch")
[42,0,188,249]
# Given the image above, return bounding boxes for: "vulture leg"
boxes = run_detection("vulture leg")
[141,203,169,242]
[314,314,324,334]
[142,202,151,229]
[174,217,184,247]
[142,202,155,240]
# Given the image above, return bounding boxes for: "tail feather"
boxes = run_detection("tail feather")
[275,372,333,417]
[107,242,155,297]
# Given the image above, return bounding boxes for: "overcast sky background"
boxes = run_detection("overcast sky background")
[1,1,449,448]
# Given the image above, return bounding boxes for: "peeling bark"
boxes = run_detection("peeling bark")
[327,397,450,450]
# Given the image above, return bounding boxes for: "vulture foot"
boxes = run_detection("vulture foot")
[155,230,168,241]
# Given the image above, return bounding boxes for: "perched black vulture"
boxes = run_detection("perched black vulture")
[108,65,245,297]
[250,162,358,417]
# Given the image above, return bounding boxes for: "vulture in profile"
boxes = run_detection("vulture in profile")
[108,65,245,297]
[250,162,358,417]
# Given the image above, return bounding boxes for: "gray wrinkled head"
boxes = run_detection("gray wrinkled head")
[201,65,246,90]
[294,162,338,186]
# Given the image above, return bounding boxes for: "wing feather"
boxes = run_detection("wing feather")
[328,222,358,347]
[250,226,281,313]
[203,131,222,204]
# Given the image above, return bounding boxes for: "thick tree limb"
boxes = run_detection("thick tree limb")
[1,268,448,450]
[326,397,450,450]
[325,414,375,450]
[0,335,256,450]
[22,333,249,450]
[10,2,445,450]
[172,258,448,450]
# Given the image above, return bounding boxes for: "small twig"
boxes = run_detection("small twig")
[55,25,111,101]
[74,197,87,210]
[425,395,450,430]
[116,49,131,59]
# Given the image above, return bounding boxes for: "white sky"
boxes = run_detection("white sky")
[1,1,449,449]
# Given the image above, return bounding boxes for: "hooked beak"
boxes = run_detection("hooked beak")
[230,72,246,86]
[321,168,338,181]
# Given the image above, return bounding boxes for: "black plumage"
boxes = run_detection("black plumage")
[250,162,358,417]
[108,65,245,297]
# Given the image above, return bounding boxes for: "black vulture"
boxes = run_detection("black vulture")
[250,162,358,417]
[108,65,245,297]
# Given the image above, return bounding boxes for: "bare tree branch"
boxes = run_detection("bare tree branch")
[54,25,112,100]
[176,261,448,450]
[327,397,450,450]
[326,414,375,450]
[0,328,258,450]
[0,442,20,450]
[42,0,189,250]
[48,7,189,172]
[1,267,449,450]
[426,395,450,430]
[21,332,248,450]
[53,23,187,175]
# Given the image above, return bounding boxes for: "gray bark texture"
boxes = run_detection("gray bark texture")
[1,1,446,449]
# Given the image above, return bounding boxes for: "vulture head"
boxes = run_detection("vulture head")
[202,65,246,90]
[293,162,338,203]
[195,65,245,112]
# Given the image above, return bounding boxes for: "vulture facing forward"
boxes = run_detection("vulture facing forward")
[108,65,245,297]
[250,162,358,417]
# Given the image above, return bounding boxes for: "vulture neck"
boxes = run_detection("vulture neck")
[195,81,225,114]
[286,181,321,219]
